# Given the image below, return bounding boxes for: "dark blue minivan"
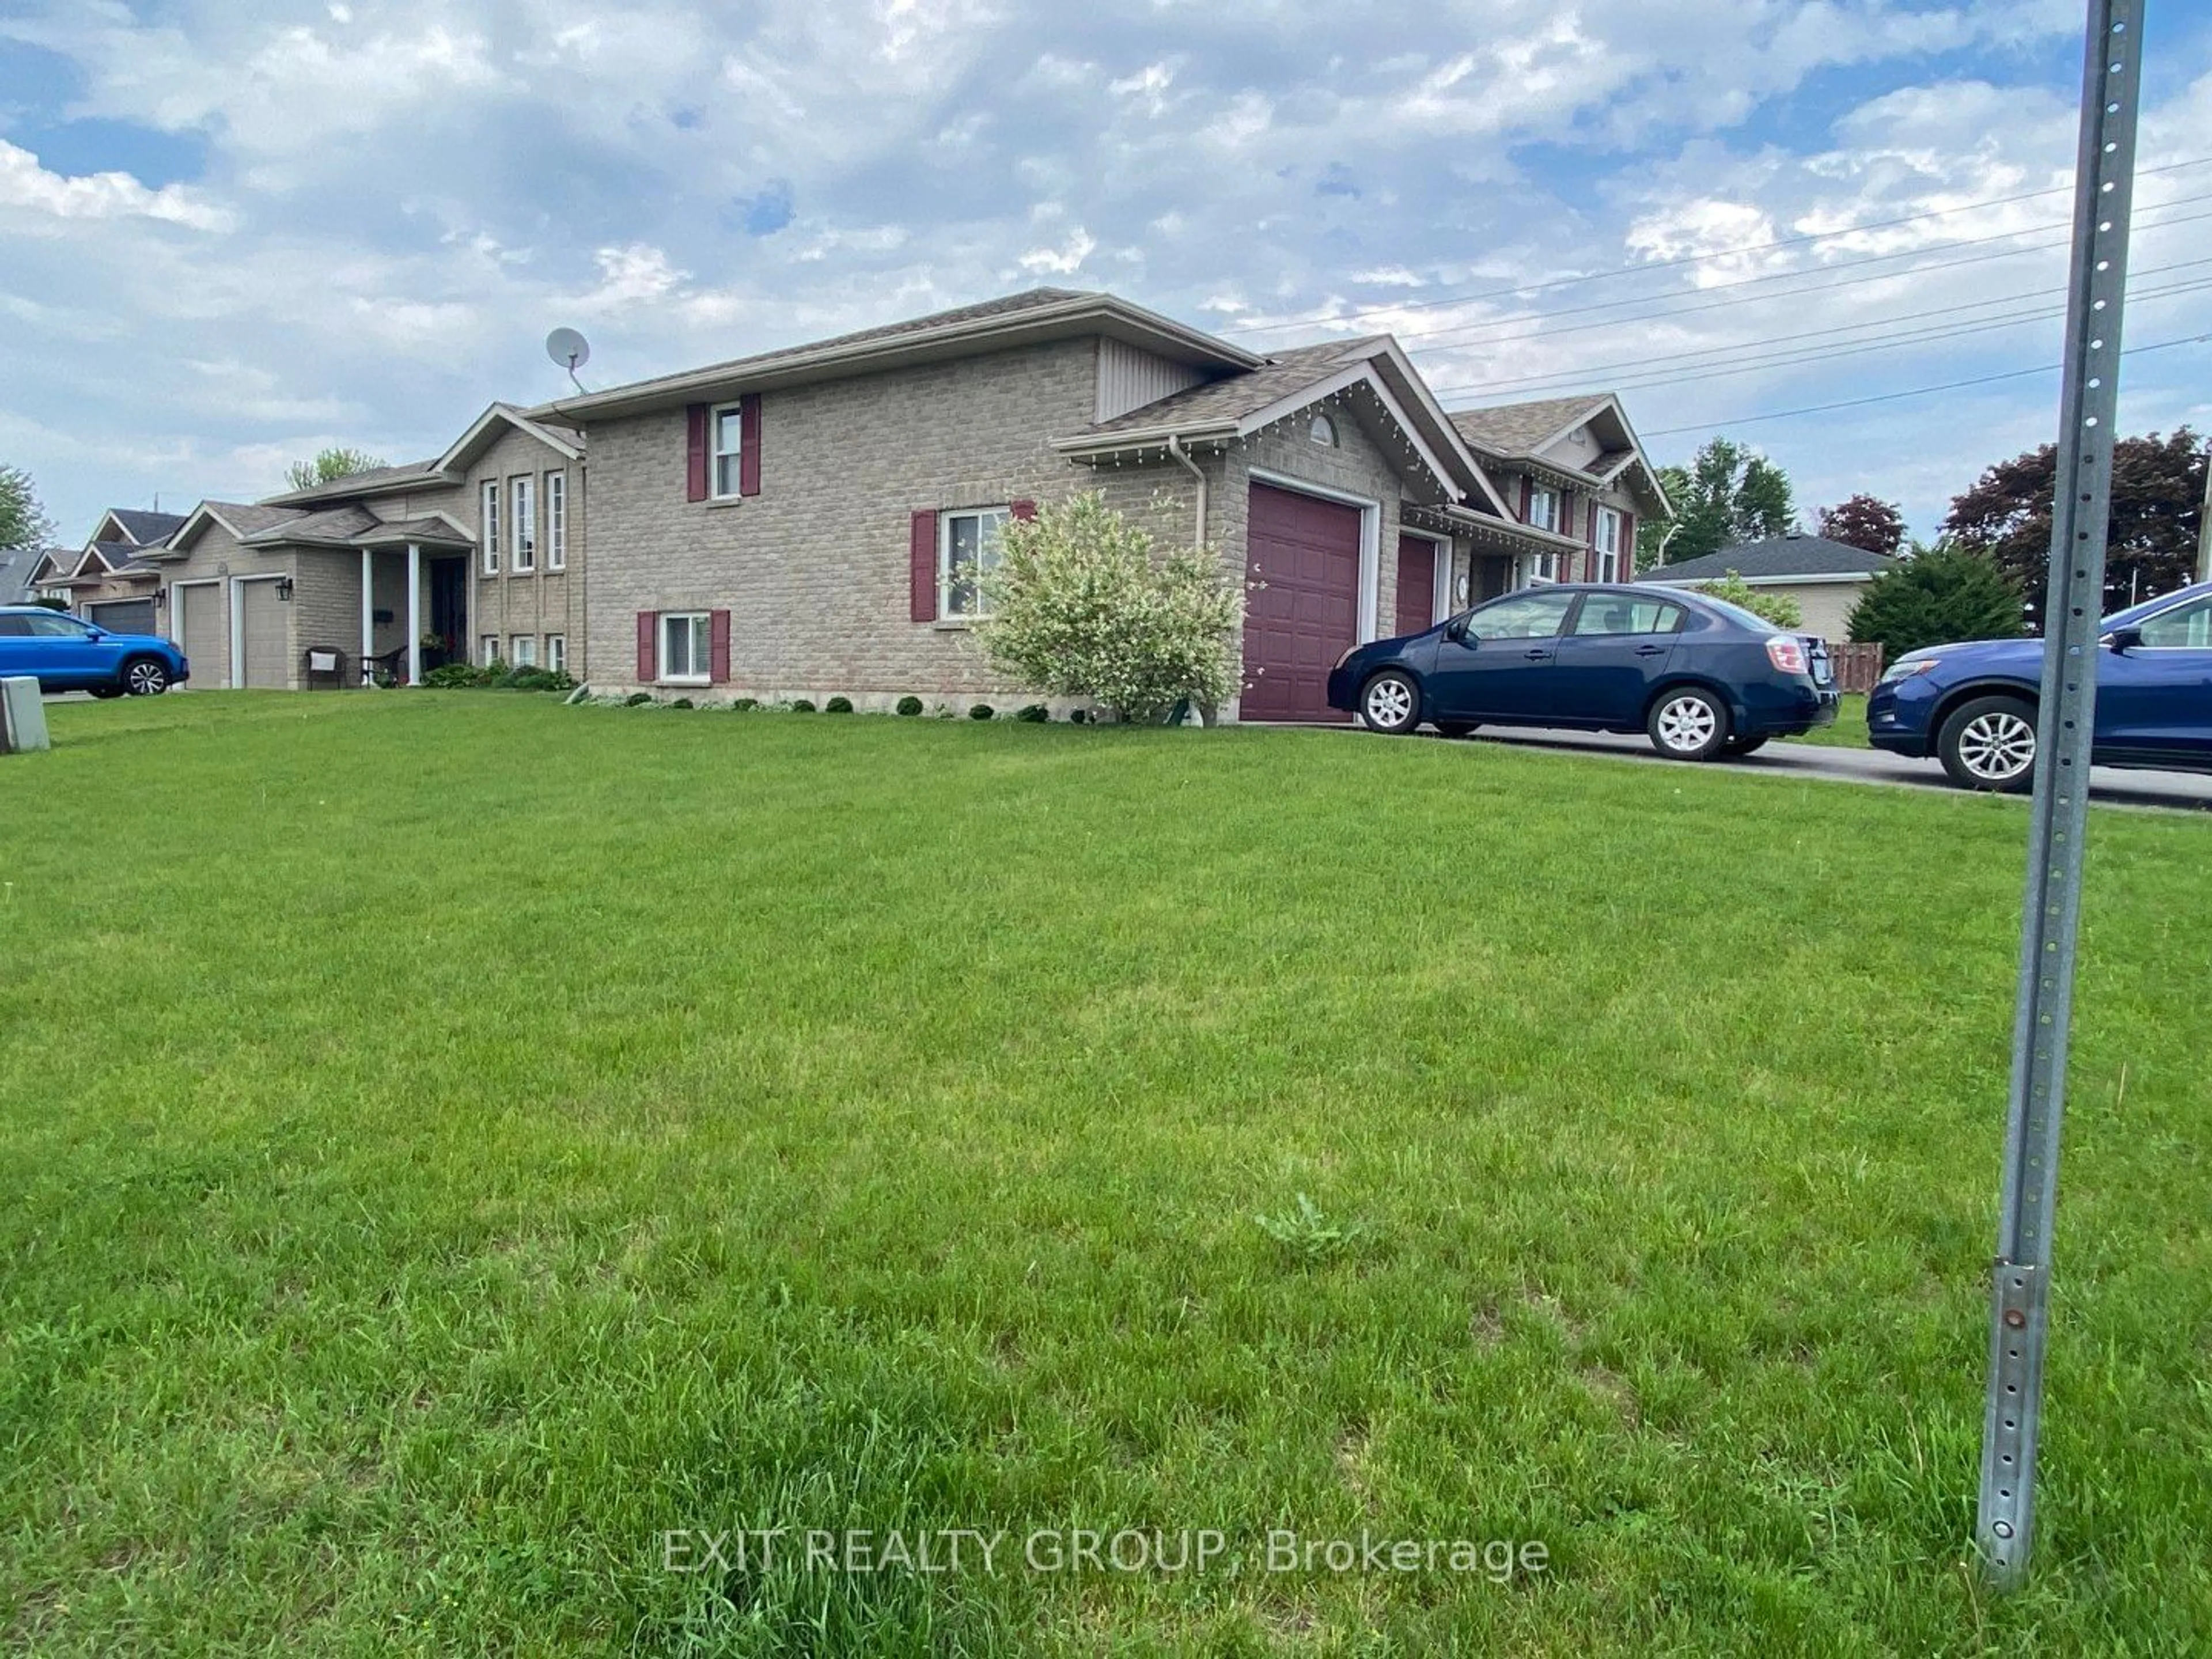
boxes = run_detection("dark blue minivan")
[1326,584,1838,759]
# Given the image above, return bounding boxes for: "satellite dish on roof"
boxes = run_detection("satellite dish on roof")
[546,327,591,393]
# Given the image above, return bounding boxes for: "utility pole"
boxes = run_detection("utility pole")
[1974,0,2142,1591]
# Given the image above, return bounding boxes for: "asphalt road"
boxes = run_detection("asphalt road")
[1447,725,2212,813]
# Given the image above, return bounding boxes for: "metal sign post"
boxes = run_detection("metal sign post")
[1974,0,2143,1591]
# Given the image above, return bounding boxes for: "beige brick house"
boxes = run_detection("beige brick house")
[35,508,187,632]
[149,406,585,691]
[534,288,1670,722]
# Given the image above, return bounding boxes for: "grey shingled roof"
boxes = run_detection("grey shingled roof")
[0,548,43,603]
[1639,534,1902,584]
[107,508,187,544]
[242,503,382,544]
[1448,395,1613,456]
[1075,338,1383,438]
[260,461,445,507]
[201,500,313,537]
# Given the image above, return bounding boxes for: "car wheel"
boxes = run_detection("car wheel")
[1647,687,1729,761]
[1723,734,1770,756]
[1938,694,2036,792]
[122,657,172,696]
[1358,670,1422,735]
[1435,721,1477,739]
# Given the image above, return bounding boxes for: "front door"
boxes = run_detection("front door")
[1549,594,1686,724]
[428,558,468,670]
[1426,589,1577,722]
[1395,536,1437,638]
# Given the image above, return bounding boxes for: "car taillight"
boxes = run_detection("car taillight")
[1766,635,1809,675]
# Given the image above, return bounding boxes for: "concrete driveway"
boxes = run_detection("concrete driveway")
[1450,725,2212,814]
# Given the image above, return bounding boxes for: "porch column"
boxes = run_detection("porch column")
[359,548,374,684]
[406,543,422,687]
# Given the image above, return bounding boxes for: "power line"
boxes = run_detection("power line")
[1490,275,2212,400]
[1386,195,2212,357]
[1426,255,2212,399]
[1225,154,2212,339]
[1637,332,2211,438]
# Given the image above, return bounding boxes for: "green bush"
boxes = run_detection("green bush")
[669,697,694,710]
[977,490,1240,724]
[1070,708,1089,725]
[824,696,854,714]
[968,703,995,721]
[732,696,759,712]
[1015,703,1050,723]
[496,665,575,692]
[1691,570,1804,629]
[423,662,494,688]
[896,695,924,716]
[624,692,655,707]
[790,699,817,713]
[1848,545,2027,660]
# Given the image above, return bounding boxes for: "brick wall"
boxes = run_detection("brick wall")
[582,338,1103,702]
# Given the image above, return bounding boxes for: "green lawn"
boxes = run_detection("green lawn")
[5,693,2209,1655]
[1783,692,1870,748]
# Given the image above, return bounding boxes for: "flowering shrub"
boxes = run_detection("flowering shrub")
[976,492,1241,725]
[1691,570,1804,629]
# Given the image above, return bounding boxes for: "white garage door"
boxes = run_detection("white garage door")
[238,579,288,689]
[176,585,225,687]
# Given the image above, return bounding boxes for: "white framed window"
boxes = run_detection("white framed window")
[1524,550,1558,585]
[711,404,745,498]
[509,634,537,668]
[480,481,500,575]
[1594,507,1623,582]
[480,634,500,666]
[546,633,567,673]
[1525,487,1559,533]
[546,472,566,570]
[940,506,1010,620]
[510,476,535,572]
[1309,412,1338,447]
[660,612,711,684]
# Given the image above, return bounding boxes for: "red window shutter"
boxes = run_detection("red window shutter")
[909,510,939,622]
[1009,498,1037,521]
[685,405,709,502]
[636,611,657,681]
[1559,491,1574,543]
[710,609,731,682]
[1620,511,1637,577]
[738,394,762,497]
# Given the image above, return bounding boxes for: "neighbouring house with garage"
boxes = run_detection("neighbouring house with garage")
[1635,532,1902,642]
[36,507,188,633]
[147,406,586,690]
[533,287,1669,722]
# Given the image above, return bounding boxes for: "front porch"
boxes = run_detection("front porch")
[349,524,476,686]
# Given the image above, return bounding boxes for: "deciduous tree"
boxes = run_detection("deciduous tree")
[1639,437,1798,566]
[285,446,388,492]
[1941,427,2204,622]
[1816,493,1906,556]
[0,463,55,558]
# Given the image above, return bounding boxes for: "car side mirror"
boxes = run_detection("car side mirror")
[1444,619,1471,645]
[2107,625,2143,653]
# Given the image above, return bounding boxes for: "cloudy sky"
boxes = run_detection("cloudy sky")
[3,0,2209,546]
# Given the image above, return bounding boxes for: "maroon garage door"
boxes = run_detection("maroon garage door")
[1243,482,1363,722]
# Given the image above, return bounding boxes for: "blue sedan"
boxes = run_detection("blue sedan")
[1327,584,1839,759]
[1867,579,2212,790]
[0,605,190,696]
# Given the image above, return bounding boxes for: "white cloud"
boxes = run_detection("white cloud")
[1016,228,1096,276]
[0,140,235,232]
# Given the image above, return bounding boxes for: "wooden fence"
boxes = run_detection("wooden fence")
[1828,642,1886,695]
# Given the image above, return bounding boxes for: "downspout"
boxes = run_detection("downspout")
[1165,434,1207,549]
[1164,434,1213,726]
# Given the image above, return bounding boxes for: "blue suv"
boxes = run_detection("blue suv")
[0,605,189,697]
[1867,579,2212,790]
[1327,584,1838,759]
